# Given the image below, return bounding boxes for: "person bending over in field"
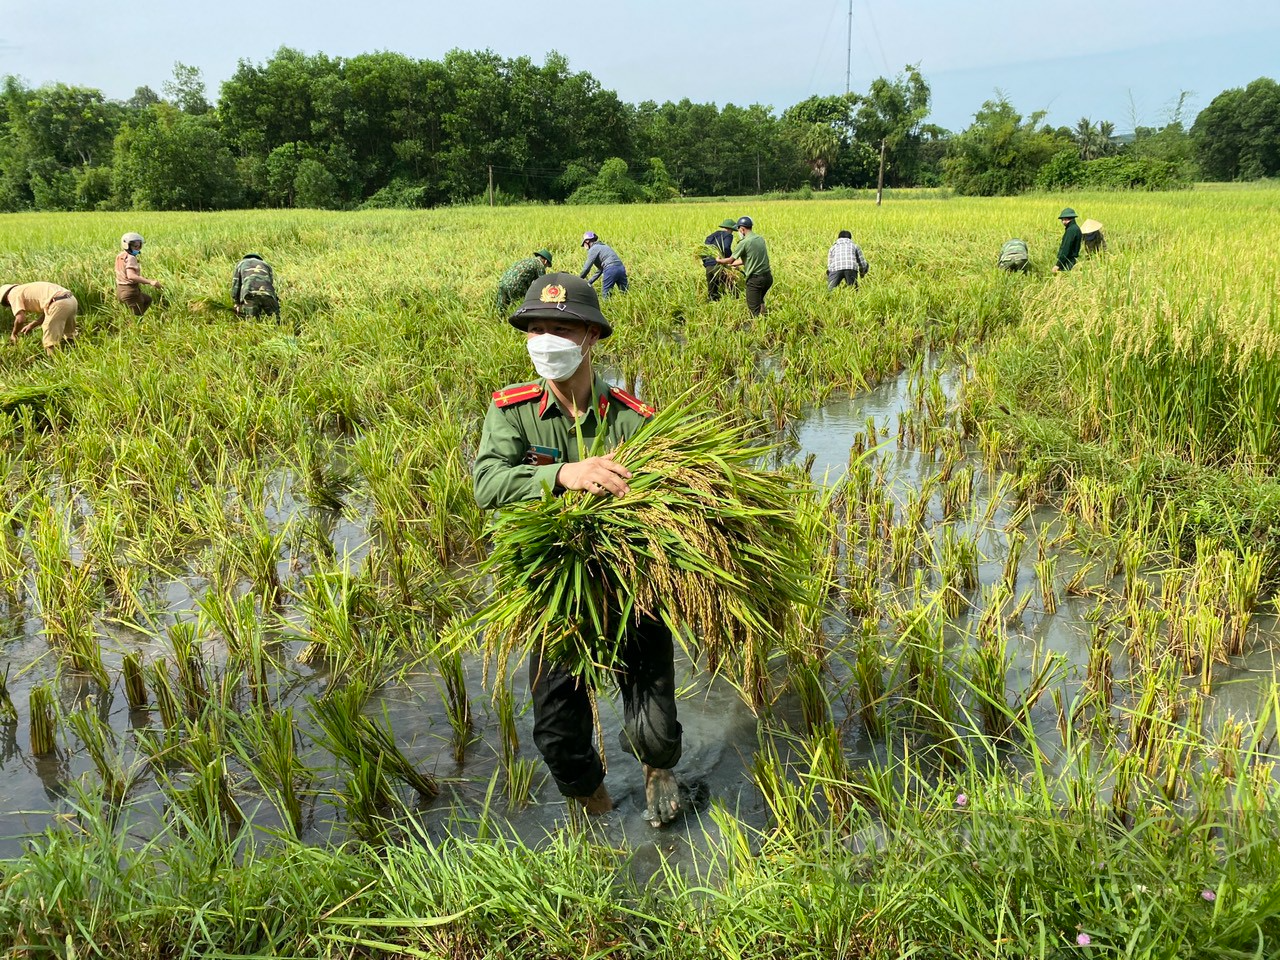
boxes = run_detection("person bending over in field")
[473,272,683,829]
[997,238,1030,272]
[826,229,870,290]
[701,219,738,301]
[231,253,281,319]
[0,282,77,356]
[579,232,629,299]
[115,232,162,316]
[495,249,553,312]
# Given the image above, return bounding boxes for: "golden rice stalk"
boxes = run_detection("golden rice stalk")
[475,399,824,704]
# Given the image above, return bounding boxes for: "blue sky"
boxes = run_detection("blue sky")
[2,0,1276,131]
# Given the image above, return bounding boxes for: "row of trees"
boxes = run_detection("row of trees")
[0,48,1275,211]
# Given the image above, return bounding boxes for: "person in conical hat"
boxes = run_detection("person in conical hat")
[1080,218,1107,254]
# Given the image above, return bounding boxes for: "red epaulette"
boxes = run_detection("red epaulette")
[608,386,656,418]
[493,382,544,409]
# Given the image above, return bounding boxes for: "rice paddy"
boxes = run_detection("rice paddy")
[1,187,1279,957]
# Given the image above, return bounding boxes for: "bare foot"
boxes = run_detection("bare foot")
[575,782,614,815]
[642,765,680,828]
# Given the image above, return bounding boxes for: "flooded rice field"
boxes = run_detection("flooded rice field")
[1,364,1276,860]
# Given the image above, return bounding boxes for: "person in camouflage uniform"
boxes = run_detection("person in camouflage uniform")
[495,249,553,312]
[231,253,280,318]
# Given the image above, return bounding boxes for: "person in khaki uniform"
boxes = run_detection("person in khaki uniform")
[473,272,683,829]
[115,232,162,316]
[0,282,77,355]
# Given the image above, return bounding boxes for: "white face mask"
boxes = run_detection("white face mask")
[527,334,585,381]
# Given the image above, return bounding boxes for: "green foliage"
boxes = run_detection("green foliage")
[1193,76,1280,181]
[944,97,1071,195]
[1035,148,1085,189]
[1036,150,1191,191]
[293,158,341,209]
[567,156,643,204]
[111,103,241,210]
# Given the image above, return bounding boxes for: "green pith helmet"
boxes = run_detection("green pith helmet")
[534,249,553,266]
[242,252,263,261]
[510,272,612,338]
[718,219,737,229]
[1058,208,1077,220]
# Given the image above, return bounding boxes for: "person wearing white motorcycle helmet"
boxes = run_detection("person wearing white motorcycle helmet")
[115,232,162,316]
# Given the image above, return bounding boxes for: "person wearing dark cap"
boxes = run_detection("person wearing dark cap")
[701,218,738,301]
[1053,208,1083,272]
[496,249,553,312]
[579,231,629,298]
[826,229,869,290]
[473,272,683,830]
[716,216,772,316]
[231,253,280,318]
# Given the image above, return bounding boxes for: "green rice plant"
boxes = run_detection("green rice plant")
[1034,554,1058,614]
[29,682,58,756]
[311,681,438,806]
[787,657,829,735]
[1001,529,1024,594]
[120,652,148,711]
[65,698,131,807]
[0,664,16,723]
[799,721,858,824]
[433,649,474,764]
[168,621,209,720]
[475,399,822,710]
[749,729,816,835]
[228,707,312,838]
[146,658,184,733]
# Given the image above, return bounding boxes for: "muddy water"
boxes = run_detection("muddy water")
[2,367,1278,861]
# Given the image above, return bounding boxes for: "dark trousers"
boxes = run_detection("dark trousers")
[705,265,734,301]
[744,271,773,316]
[529,616,683,798]
[827,269,860,290]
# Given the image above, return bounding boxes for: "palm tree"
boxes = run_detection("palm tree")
[1074,117,1101,161]
[1097,120,1117,157]
[799,122,840,190]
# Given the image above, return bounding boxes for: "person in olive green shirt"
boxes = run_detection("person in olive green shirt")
[1053,207,1083,272]
[717,215,773,316]
[473,272,683,829]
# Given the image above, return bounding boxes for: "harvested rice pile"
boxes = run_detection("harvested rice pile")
[478,400,822,702]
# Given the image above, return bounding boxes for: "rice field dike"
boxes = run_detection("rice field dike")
[1,186,1279,958]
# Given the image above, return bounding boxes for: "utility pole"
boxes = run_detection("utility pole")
[756,153,761,194]
[488,164,494,207]
[845,0,852,96]
[875,138,886,205]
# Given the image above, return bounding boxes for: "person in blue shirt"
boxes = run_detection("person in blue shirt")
[579,231,629,298]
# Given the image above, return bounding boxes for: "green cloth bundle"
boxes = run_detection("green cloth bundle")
[478,399,822,704]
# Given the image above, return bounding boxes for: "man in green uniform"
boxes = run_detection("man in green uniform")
[716,216,773,316]
[473,272,683,829]
[495,249,553,312]
[231,253,280,317]
[1053,208,1083,272]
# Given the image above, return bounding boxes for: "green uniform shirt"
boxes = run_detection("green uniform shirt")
[733,232,771,278]
[1056,220,1083,271]
[473,373,654,510]
[496,257,547,311]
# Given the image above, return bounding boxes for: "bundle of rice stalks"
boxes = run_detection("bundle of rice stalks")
[477,399,824,706]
